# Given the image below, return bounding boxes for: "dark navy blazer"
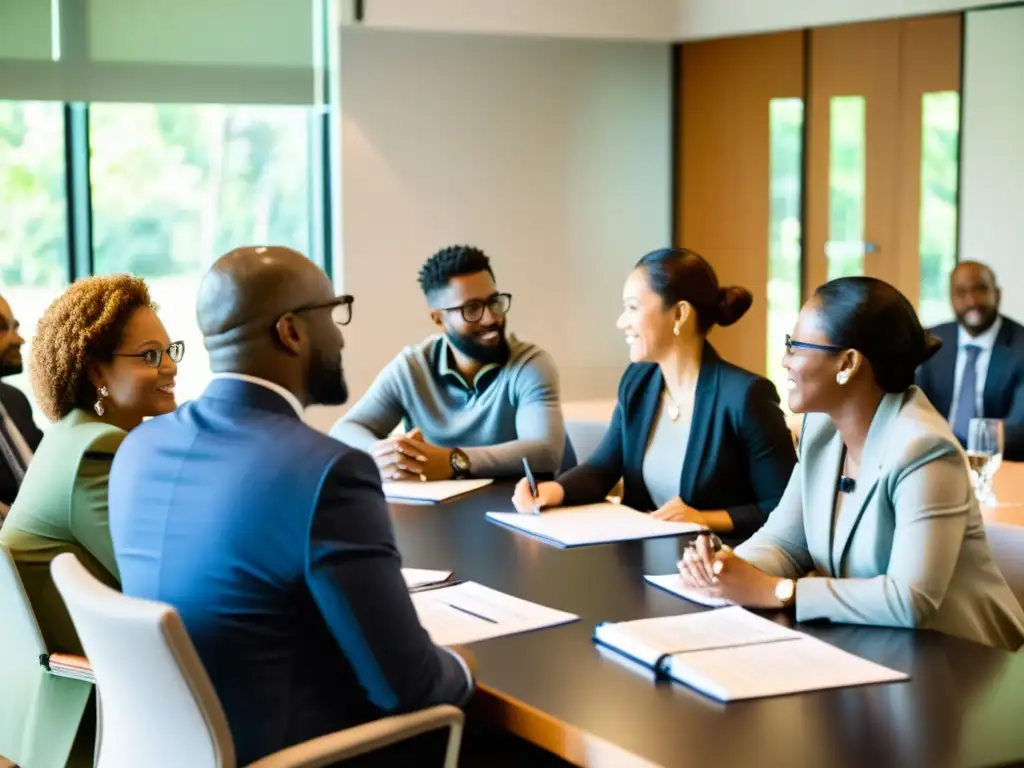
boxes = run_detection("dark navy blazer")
[557,346,796,537]
[109,378,471,765]
[916,317,1024,461]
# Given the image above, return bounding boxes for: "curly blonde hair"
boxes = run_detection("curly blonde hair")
[30,275,154,422]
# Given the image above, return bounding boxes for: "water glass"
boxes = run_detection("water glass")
[966,418,1004,505]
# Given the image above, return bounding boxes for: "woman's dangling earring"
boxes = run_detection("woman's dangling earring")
[94,386,109,416]
[673,323,681,337]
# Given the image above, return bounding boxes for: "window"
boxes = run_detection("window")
[90,103,316,402]
[767,98,804,403]
[826,96,867,280]
[0,101,70,411]
[918,91,960,327]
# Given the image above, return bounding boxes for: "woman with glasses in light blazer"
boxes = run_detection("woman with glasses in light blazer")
[679,276,1024,651]
[0,275,183,767]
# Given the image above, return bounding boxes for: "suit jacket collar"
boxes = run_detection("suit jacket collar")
[983,317,1016,414]
[830,389,906,573]
[202,377,304,420]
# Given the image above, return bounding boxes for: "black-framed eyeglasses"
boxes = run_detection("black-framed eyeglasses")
[114,341,186,368]
[785,334,844,355]
[283,295,354,327]
[437,293,512,324]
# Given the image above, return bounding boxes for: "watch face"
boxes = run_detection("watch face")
[775,579,795,603]
[452,450,470,471]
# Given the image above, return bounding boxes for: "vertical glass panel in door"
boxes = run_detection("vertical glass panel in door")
[767,98,804,405]
[826,96,867,280]
[918,91,960,327]
[90,103,315,403]
[0,101,70,417]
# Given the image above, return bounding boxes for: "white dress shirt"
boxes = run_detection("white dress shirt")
[948,315,1002,426]
[211,373,305,418]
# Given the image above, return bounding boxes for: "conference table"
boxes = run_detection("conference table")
[390,484,1024,768]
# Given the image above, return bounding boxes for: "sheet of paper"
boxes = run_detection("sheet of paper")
[401,568,453,590]
[384,478,494,503]
[411,581,579,646]
[486,504,701,547]
[644,573,734,608]
[595,607,801,668]
[667,634,909,702]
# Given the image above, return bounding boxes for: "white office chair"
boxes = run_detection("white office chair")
[0,544,94,768]
[987,522,1024,611]
[50,553,465,768]
[564,420,608,465]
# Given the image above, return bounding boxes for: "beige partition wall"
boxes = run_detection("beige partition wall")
[678,31,804,378]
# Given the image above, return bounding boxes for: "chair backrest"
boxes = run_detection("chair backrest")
[50,553,237,768]
[564,420,608,466]
[0,543,47,758]
[987,523,1024,610]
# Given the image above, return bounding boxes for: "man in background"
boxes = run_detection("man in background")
[916,261,1024,459]
[0,295,43,516]
[331,245,567,481]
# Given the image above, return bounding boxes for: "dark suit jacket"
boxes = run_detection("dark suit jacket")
[916,317,1024,461]
[557,346,797,537]
[0,381,43,507]
[108,378,472,765]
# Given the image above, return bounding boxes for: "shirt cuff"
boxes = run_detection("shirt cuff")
[441,645,475,705]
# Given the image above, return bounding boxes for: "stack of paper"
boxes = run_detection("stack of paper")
[401,568,454,591]
[485,504,702,547]
[644,573,734,608]
[411,582,579,646]
[593,607,908,701]
[384,479,493,504]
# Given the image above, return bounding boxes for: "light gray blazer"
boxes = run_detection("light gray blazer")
[736,387,1024,652]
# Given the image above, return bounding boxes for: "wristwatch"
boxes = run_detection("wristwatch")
[449,448,471,479]
[774,578,796,608]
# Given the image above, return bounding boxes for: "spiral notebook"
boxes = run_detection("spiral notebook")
[593,607,908,701]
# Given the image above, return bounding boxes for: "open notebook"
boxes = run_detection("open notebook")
[486,503,702,547]
[384,479,494,504]
[593,607,908,701]
[644,573,734,608]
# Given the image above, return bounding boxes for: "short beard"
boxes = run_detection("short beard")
[307,347,348,406]
[0,357,22,378]
[446,326,510,365]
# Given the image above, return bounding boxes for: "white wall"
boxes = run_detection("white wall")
[960,5,1024,312]
[307,29,671,430]
[345,0,679,40]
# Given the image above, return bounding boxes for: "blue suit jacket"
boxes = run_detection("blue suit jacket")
[108,378,472,764]
[556,345,796,537]
[916,317,1024,460]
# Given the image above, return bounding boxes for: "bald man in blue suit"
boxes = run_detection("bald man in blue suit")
[109,248,472,766]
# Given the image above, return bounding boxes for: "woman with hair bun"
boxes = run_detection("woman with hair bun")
[512,247,797,537]
[679,276,1024,650]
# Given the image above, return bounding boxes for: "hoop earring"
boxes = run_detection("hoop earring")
[94,386,109,417]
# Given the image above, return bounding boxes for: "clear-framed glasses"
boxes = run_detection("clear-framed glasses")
[785,334,843,355]
[285,295,354,327]
[967,418,1004,506]
[438,293,512,323]
[114,341,186,369]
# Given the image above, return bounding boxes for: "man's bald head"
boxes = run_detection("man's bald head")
[198,246,335,337]
[196,246,348,407]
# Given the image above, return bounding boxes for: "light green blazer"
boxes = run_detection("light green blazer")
[736,387,1024,652]
[0,408,125,768]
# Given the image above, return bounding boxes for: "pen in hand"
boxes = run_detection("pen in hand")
[522,457,541,515]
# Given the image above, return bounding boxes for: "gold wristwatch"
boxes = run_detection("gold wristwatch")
[449,448,471,479]
[774,578,796,608]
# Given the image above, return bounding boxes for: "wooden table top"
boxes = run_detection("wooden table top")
[987,461,1024,527]
[390,484,1024,768]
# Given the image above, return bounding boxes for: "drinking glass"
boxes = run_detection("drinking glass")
[966,418,1004,505]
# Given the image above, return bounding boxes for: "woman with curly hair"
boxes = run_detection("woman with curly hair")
[0,274,182,767]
